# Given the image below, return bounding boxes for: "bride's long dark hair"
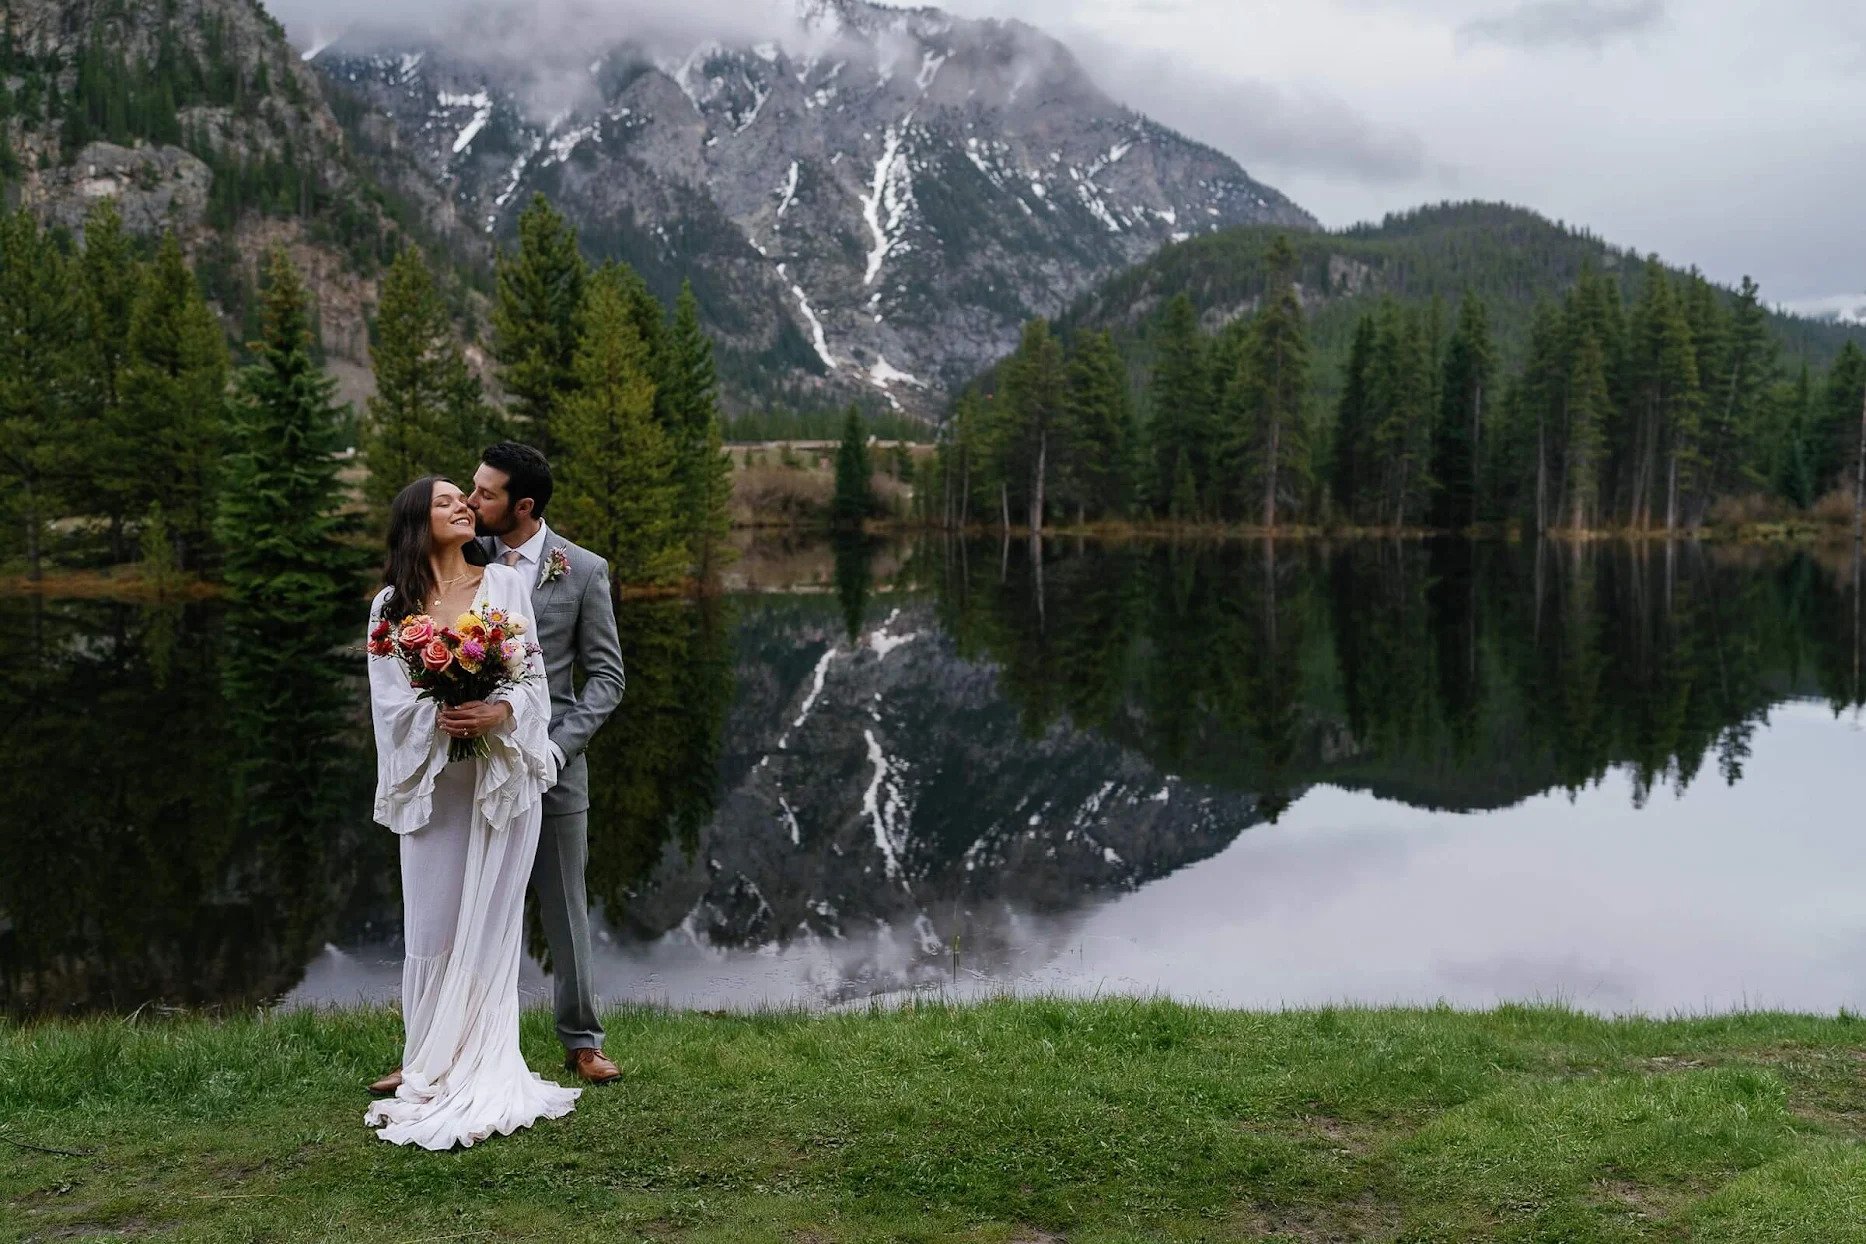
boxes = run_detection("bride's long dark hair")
[380,476,489,622]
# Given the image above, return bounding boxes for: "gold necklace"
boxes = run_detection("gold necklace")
[426,568,476,611]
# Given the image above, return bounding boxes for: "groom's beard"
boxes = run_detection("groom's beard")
[474,512,515,539]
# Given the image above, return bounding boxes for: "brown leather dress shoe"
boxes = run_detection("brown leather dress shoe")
[565,1048,621,1084]
[368,1066,403,1096]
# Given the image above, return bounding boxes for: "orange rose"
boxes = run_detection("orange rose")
[420,637,453,671]
[399,615,436,647]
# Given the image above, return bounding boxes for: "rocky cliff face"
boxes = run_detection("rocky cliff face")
[312,0,1314,414]
[0,0,432,391]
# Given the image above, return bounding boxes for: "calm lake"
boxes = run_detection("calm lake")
[6,537,1866,1019]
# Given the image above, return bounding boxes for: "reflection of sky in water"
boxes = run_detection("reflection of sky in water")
[288,700,1866,1017]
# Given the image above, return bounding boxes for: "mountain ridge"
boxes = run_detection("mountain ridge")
[1036,200,1866,412]
[307,0,1313,414]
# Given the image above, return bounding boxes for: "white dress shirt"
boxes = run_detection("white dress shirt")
[494,523,550,580]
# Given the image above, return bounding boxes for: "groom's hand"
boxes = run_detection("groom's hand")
[440,701,513,739]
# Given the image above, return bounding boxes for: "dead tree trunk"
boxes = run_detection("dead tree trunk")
[1029,428,1047,535]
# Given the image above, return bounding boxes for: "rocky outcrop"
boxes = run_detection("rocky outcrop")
[29,142,213,237]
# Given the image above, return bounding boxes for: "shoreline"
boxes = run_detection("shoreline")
[4,521,1860,603]
[6,998,1866,1240]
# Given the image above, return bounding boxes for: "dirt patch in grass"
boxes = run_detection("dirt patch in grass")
[1295,1114,1386,1157]
[1594,1176,1682,1223]
[1232,1194,1403,1242]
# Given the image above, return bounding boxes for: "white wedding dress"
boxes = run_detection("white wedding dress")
[363,563,581,1150]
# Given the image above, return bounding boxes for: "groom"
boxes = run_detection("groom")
[370,441,627,1091]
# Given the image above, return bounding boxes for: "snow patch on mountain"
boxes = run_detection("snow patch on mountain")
[859,120,913,287]
[775,160,800,221]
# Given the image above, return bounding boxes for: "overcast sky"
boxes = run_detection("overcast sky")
[937,0,1866,308]
[273,0,1865,309]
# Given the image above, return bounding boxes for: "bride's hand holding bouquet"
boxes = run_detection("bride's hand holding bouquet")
[370,606,541,762]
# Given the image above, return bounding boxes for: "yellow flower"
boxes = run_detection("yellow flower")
[454,611,489,638]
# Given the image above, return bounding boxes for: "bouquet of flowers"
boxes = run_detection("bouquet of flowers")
[370,606,540,762]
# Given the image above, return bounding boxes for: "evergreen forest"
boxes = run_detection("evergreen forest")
[929,213,1866,534]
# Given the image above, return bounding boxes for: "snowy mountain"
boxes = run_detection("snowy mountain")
[310,0,1314,413]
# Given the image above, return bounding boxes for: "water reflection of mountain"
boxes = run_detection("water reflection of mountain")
[8,539,1863,1014]
[598,595,1266,954]
[591,539,1866,959]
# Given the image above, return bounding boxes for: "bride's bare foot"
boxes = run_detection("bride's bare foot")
[368,1067,403,1095]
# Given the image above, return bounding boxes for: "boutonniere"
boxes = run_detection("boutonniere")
[540,545,571,586]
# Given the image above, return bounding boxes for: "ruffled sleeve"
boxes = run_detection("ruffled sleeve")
[368,587,450,835]
[473,565,557,835]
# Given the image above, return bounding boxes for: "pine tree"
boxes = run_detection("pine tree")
[1700,275,1774,508]
[1331,314,1376,524]
[0,211,84,581]
[1149,293,1212,517]
[832,405,875,529]
[1004,318,1066,533]
[944,390,984,528]
[663,281,733,573]
[556,264,685,588]
[1223,239,1310,529]
[78,200,143,557]
[1369,304,1435,527]
[138,501,180,597]
[1517,302,1567,531]
[120,233,229,568]
[617,264,673,427]
[491,194,586,456]
[1430,294,1494,530]
[1063,329,1135,520]
[1819,343,1866,495]
[1628,261,1701,529]
[1168,451,1199,523]
[361,246,492,523]
[218,250,353,603]
[1565,331,1612,531]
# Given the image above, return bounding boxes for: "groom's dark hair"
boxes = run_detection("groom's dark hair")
[482,441,553,520]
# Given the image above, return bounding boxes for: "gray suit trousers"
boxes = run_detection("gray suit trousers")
[532,808,603,1052]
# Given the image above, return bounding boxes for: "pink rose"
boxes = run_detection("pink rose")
[420,638,453,671]
[399,616,436,647]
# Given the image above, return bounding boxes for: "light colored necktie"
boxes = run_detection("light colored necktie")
[500,549,522,568]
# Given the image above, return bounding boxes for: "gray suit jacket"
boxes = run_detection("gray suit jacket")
[484,526,626,816]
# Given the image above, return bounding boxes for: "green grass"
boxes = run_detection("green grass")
[5,1000,1866,1241]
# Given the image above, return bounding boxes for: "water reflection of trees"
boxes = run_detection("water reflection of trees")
[932,538,1866,818]
[569,594,736,945]
[0,597,374,1015]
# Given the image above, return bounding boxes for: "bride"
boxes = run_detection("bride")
[363,476,581,1149]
